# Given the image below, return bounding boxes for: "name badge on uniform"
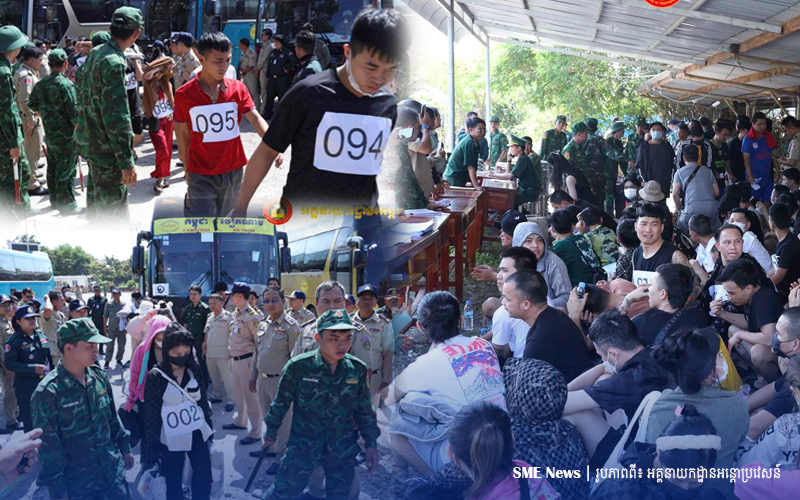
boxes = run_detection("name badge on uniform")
[154,97,173,119]
[125,72,137,90]
[632,270,656,287]
[314,112,392,176]
[189,101,240,143]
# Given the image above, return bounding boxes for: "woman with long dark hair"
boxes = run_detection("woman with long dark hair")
[548,150,597,206]
[143,323,213,499]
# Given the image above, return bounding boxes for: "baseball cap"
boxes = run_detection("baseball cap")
[496,209,525,236]
[287,290,306,301]
[110,287,121,294]
[385,289,400,301]
[0,294,13,305]
[29,298,42,309]
[48,48,67,64]
[14,305,37,320]
[172,32,193,46]
[345,294,356,305]
[356,284,378,298]
[316,309,355,334]
[110,6,143,30]
[57,318,111,346]
[668,118,680,126]
[571,122,588,134]
[231,282,251,296]
[69,298,88,311]
[555,115,567,123]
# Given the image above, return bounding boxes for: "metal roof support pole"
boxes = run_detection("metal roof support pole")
[448,0,456,151]
[485,39,491,121]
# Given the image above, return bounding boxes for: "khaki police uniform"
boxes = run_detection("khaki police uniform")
[40,309,66,366]
[229,304,263,438]
[288,306,315,325]
[204,310,235,405]
[0,316,18,427]
[13,63,42,190]
[250,311,300,458]
[350,310,394,408]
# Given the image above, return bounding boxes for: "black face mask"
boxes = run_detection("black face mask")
[772,333,792,358]
[169,353,191,367]
[693,139,704,145]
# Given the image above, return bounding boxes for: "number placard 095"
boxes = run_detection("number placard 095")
[189,102,240,143]
[313,112,392,176]
[161,400,205,438]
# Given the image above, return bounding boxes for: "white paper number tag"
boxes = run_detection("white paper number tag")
[632,270,656,287]
[124,72,136,90]
[314,112,392,176]
[189,102,240,143]
[161,400,205,438]
[153,98,173,119]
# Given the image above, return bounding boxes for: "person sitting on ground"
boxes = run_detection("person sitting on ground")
[551,209,602,287]
[621,174,643,210]
[614,219,640,282]
[480,297,501,335]
[471,209,527,281]
[591,404,726,500]
[512,222,571,310]
[781,166,800,193]
[562,310,670,472]
[741,307,800,440]
[577,206,619,268]
[689,214,718,274]
[385,291,505,477]
[627,263,706,346]
[726,208,774,276]
[648,329,749,499]
[631,203,689,288]
[712,258,782,383]
[503,270,593,382]
[768,203,800,304]
[636,181,675,242]
[446,401,560,500]
[570,281,651,320]
[489,247,539,360]
[549,190,616,231]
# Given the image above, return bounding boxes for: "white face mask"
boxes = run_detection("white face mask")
[155,340,163,348]
[624,188,638,200]
[650,131,663,141]
[731,221,747,232]
[603,352,618,374]
[345,58,379,97]
[713,361,729,386]
[398,127,414,141]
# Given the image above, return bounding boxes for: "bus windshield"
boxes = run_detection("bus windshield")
[219,233,277,297]
[313,0,371,42]
[152,234,214,298]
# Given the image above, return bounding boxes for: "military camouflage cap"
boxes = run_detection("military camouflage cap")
[509,135,526,147]
[0,26,28,53]
[490,116,500,123]
[91,31,111,47]
[572,122,588,134]
[555,115,567,123]
[585,117,598,128]
[110,6,143,30]
[316,309,356,334]
[58,318,111,347]
[610,121,626,133]
[636,116,649,128]
[48,48,67,64]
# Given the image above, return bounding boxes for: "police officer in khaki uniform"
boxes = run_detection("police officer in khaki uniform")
[13,45,46,195]
[0,294,21,433]
[40,291,66,366]
[222,282,264,444]
[287,290,315,324]
[248,286,300,473]
[294,281,362,356]
[350,284,394,409]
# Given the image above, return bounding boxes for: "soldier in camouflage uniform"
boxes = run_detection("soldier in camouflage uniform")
[540,114,569,161]
[605,121,631,215]
[28,49,81,212]
[75,7,142,219]
[263,309,379,500]
[0,26,32,213]
[487,116,508,167]
[32,318,134,500]
[562,121,591,179]
[624,117,649,178]
[584,117,610,209]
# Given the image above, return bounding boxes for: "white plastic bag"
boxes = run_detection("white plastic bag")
[210,449,225,497]
[136,466,159,500]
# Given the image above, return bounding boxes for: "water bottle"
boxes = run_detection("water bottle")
[463,300,474,332]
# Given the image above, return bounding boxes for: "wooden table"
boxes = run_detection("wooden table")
[477,172,517,215]
[383,213,450,292]
[442,187,487,253]
[437,195,479,300]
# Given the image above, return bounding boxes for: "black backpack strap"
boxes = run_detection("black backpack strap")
[653,308,686,346]
[519,476,530,500]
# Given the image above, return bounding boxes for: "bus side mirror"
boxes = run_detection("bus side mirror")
[353,249,367,269]
[204,0,217,16]
[281,246,291,273]
[132,246,145,276]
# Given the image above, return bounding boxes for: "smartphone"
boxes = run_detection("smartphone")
[577,282,586,301]
[421,104,427,119]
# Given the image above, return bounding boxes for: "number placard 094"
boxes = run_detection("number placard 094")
[161,400,205,438]
[189,102,240,143]
[313,112,392,176]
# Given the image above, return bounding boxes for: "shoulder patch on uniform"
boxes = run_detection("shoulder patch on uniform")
[378,315,390,323]
[346,378,358,384]
[563,150,571,159]
[285,315,298,326]
[4,345,9,352]
[543,132,548,139]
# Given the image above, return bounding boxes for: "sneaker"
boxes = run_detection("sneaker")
[122,361,130,369]
[238,436,261,445]
[225,404,235,412]
[28,186,48,196]
[163,179,170,188]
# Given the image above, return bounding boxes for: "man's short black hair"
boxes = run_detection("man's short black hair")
[688,214,712,237]
[466,116,485,130]
[616,219,640,248]
[264,285,284,300]
[769,202,794,230]
[714,223,743,242]
[212,281,229,293]
[248,290,258,299]
[505,270,548,306]
[689,125,704,138]
[198,31,232,56]
[22,287,33,295]
[550,209,577,235]
[189,285,202,295]
[262,28,273,38]
[295,30,316,54]
[579,206,603,227]
[714,120,732,133]
[736,119,751,132]
[753,111,767,122]
[499,247,538,272]
[637,202,665,223]
[20,46,44,61]
[110,25,137,40]
[683,144,700,163]
[699,117,711,128]
[772,184,791,199]
[655,263,693,310]
[239,37,250,47]
[649,121,665,132]
[466,111,478,118]
[678,123,690,132]
[783,167,800,184]
[718,258,761,289]
[588,309,643,352]
[273,34,285,44]
[549,190,574,205]
[778,193,798,212]
[781,116,800,129]
[349,7,410,64]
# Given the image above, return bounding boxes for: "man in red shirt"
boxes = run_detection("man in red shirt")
[174,32,268,217]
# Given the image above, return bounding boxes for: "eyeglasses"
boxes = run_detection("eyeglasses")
[263,299,281,305]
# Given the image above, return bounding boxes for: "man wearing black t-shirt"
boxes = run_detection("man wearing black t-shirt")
[727,119,749,184]
[502,270,593,382]
[712,258,782,382]
[562,310,669,470]
[234,8,411,212]
[628,263,707,346]
[745,308,800,439]
[768,203,800,303]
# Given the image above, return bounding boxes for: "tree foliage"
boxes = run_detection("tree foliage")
[40,244,134,289]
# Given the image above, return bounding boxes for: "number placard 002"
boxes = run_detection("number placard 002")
[313,112,392,176]
[161,400,205,438]
[189,102,240,143]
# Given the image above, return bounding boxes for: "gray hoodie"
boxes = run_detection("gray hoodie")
[512,222,571,308]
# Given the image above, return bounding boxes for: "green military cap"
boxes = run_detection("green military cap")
[571,121,588,134]
[110,6,143,30]
[57,318,111,348]
[490,116,500,123]
[555,115,567,123]
[585,117,598,128]
[509,134,526,147]
[635,116,648,127]
[1,26,29,53]
[610,121,626,133]
[91,31,111,47]
[48,48,67,64]
[316,309,356,334]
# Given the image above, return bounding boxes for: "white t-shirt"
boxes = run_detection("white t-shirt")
[190,64,237,80]
[491,306,530,358]
[735,412,800,468]
[703,232,773,275]
[394,335,506,412]
[696,240,716,273]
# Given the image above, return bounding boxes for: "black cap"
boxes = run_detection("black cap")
[356,284,379,298]
[495,209,525,236]
[231,282,251,296]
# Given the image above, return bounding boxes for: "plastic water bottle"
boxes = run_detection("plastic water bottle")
[463,300,474,332]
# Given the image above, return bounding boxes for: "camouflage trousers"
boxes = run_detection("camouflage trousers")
[86,161,129,221]
[0,146,31,213]
[264,443,358,500]
[63,475,131,500]
[46,141,78,209]
[585,169,607,208]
